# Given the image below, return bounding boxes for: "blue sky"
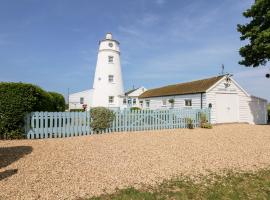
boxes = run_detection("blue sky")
[0,0,269,100]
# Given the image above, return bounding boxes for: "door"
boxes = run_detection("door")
[216,93,239,123]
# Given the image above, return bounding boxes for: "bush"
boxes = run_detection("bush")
[186,118,194,129]
[48,92,65,111]
[0,82,66,139]
[200,112,213,129]
[0,82,53,139]
[201,123,213,129]
[90,107,115,132]
[130,107,141,111]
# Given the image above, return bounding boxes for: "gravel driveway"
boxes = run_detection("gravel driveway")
[0,124,270,200]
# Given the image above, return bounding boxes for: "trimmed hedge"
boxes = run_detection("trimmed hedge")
[130,107,141,111]
[90,107,115,132]
[0,82,65,139]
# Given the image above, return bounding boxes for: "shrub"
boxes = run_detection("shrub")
[186,118,194,129]
[168,98,175,104]
[90,107,115,132]
[130,107,141,111]
[0,82,53,139]
[69,109,85,112]
[200,112,213,129]
[201,123,213,129]
[48,92,66,112]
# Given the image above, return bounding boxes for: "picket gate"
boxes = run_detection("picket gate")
[24,108,210,139]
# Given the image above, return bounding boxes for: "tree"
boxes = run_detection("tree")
[237,0,270,71]
[48,92,66,112]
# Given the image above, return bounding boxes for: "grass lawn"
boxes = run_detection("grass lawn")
[88,169,270,200]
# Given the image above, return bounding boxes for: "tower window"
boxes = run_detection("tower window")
[108,56,114,63]
[80,97,84,104]
[108,75,114,83]
[108,96,114,104]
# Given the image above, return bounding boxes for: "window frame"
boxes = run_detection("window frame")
[162,98,167,106]
[108,75,114,83]
[80,97,84,104]
[145,100,150,107]
[185,99,192,107]
[108,96,114,104]
[108,56,114,63]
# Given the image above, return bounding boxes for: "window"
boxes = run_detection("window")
[128,98,132,105]
[185,99,192,107]
[123,98,127,104]
[133,98,136,105]
[146,100,150,107]
[108,75,114,83]
[80,97,84,104]
[108,96,114,104]
[108,56,114,63]
[139,100,143,106]
[162,99,167,106]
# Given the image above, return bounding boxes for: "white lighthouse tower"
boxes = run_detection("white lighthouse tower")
[92,33,124,108]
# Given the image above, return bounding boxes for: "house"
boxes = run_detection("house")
[139,75,268,124]
[120,87,147,109]
[68,89,93,111]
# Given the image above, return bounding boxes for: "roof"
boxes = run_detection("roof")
[125,88,139,95]
[139,75,225,98]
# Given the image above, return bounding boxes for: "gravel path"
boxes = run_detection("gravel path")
[0,124,270,200]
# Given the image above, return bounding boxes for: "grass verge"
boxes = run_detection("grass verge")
[87,169,270,200]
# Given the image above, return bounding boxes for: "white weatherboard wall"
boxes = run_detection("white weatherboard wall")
[92,33,124,108]
[206,77,250,124]
[69,89,93,111]
[142,93,206,110]
[249,96,268,124]
[206,77,267,124]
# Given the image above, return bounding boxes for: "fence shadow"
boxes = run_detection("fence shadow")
[0,146,32,180]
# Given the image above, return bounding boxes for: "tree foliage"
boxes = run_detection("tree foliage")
[237,0,270,67]
[0,82,66,139]
[48,92,66,112]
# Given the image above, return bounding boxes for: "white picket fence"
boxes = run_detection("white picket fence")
[24,108,210,139]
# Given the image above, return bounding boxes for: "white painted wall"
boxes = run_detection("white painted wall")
[206,77,267,124]
[140,93,206,110]
[69,89,93,111]
[92,33,124,108]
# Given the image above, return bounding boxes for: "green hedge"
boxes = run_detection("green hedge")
[0,82,65,139]
[48,92,65,112]
[130,107,141,111]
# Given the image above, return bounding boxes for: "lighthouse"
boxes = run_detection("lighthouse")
[91,33,124,108]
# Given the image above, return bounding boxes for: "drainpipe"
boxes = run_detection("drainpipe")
[200,93,203,109]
